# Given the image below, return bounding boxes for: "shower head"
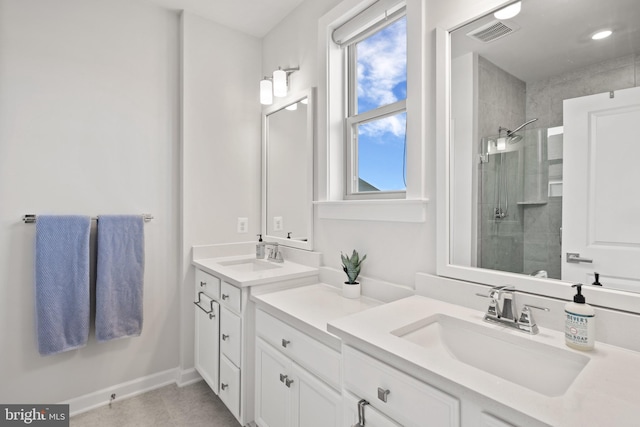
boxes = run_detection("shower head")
[500,118,538,143]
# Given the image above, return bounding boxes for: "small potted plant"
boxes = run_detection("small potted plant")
[341,249,366,298]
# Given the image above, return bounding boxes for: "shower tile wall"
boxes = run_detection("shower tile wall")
[477,56,526,273]
[526,53,640,129]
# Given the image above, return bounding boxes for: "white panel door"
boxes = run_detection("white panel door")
[563,86,640,291]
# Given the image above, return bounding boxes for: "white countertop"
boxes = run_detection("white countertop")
[192,254,318,287]
[327,295,640,427]
[251,283,382,350]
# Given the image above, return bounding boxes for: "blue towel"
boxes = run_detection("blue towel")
[96,215,145,342]
[35,215,91,356]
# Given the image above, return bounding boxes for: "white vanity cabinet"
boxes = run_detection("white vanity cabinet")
[255,309,342,427]
[193,268,254,426]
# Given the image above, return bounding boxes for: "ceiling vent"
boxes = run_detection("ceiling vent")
[466,20,520,43]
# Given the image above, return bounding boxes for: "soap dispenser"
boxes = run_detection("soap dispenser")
[256,234,265,259]
[565,284,595,351]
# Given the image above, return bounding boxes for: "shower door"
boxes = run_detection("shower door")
[563,86,640,291]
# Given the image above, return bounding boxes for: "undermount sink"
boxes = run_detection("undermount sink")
[391,314,589,397]
[217,258,282,272]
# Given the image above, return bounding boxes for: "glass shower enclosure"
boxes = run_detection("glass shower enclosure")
[477,126,563,279]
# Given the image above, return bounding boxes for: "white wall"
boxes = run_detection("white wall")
[180,12,262,374]
[0,0,180,404]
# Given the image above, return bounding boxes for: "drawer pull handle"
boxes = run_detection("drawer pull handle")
[200,281,206,287]
[377,387,390,403]
[222,334,229,341]
[285,378,294,388]
[222,294,229,300]
[281,339,290,348]
[279,374,288,383]
[221,383,228,390]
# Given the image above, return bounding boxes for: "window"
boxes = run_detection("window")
[344,11,407,198]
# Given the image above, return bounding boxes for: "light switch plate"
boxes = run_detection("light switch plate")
[237,217,248,233]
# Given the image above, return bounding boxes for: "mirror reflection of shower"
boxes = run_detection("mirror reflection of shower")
[489,118,538,220]
[478,124,563,279]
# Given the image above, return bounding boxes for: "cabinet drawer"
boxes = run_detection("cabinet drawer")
[256,309,341,390]
[343,346,460,427]
[220,306,242,367]
[219,354,241,421]
[220,281,242,313]
[195,269,220,300]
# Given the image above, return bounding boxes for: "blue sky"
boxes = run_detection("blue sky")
[356,16,407,191]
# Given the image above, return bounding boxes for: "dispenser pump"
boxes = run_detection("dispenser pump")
[572,284,585,303]
[592,272,602,286]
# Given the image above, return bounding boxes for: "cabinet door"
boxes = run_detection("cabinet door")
[194,295,219,394]
[292,362,341,427]
[255,338,292,427]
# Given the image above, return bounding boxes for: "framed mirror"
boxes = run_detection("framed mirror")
[262,88,315,250]
[436,0,640,313]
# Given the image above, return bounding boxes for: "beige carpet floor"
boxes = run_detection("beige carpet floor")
[70,380,241,427]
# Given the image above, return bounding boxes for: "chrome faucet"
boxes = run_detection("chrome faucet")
[477,286,549,334]
[265,242,284,263]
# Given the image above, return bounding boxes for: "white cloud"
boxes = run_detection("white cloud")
[357,17,407,111]
[359,113,406,140]
[355,17,406,139]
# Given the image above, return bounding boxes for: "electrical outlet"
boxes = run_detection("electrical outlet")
[273,216,283,231]
[237,217,248,233]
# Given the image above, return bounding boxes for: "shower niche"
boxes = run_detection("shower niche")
[477,126,563,279]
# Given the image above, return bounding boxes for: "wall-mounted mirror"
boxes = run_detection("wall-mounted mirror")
[438,0,640,312]
[262,88,315,250]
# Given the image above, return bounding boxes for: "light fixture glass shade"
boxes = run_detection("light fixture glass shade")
[260,78,273,105]
[494,1,521,20]
[592,30,612,40]
[273,69,287,97]
[285,103,298,111]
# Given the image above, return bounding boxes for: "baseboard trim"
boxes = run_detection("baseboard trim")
[63,368,178,417]
[176,367,202,387]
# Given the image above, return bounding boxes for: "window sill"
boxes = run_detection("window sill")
[314,199,429,222]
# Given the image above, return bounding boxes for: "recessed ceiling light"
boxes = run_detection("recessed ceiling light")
[592,30,613,40]
[494,2,522,20]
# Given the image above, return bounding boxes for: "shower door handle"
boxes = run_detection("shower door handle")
[566,252,593,264]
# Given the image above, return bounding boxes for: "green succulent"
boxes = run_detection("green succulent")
[341,250,367,284]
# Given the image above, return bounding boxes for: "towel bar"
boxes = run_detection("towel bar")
[22,214,154,223]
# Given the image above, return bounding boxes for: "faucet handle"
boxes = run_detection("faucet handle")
[518,304,550,334]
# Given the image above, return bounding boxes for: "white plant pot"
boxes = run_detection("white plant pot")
[342,282,361,299]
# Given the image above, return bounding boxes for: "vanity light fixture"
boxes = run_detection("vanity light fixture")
[592,30,613,40]
[494,1,521,20]
[260,66,299,105]
[260,77,273,105]
[285,103,298,111]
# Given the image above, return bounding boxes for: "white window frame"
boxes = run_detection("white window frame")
[343,9,408,200]
[316,0,428,222]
